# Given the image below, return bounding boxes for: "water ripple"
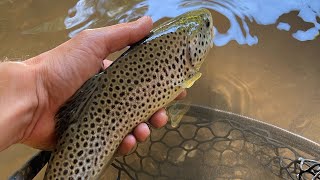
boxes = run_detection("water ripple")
[60,0,320,45]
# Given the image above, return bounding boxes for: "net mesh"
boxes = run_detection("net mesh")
[101,104,320,180]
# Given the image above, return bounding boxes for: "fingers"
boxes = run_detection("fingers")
[117,108,168,155]
[133,123,150,142]
[118,108,166,155]
[72,16,153,59]
[118,90,186,155]
[102,59,113,69]
[98,16,153,55]
[117,134,136,155]
[26,16,152,86]
[118,123,150,155]
[149,108,168,128]
[175,89,187,100]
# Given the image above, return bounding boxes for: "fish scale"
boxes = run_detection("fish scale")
[44,8,214,179]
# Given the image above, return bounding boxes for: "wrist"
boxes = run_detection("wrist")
[0,61,39,151]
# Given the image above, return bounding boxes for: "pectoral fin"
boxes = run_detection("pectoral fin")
[167,102,191,128]
[181,72,202,89]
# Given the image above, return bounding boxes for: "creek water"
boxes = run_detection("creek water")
[0,0,319,179]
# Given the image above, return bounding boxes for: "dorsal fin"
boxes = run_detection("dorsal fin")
[55,74,100,138]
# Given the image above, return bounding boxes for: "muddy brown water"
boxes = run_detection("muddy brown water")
[0,0,319,179]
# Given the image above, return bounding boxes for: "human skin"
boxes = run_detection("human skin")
[0,16,186,154]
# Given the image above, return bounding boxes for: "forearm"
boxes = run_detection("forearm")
[0,61,39,151]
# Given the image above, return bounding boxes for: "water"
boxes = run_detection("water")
[0,0,320,179]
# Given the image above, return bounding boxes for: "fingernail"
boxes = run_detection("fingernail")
[160,108,168,118]
[137,16,147,21]
[137,16,153,24]
[102,60,113,69]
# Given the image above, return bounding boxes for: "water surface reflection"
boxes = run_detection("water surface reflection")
[36,0,320,44]
[59,0,320,44]
[0,0,319,57]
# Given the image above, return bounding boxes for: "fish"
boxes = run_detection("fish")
[43,8,213,179]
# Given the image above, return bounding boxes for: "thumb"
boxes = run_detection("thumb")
[26,16,153,70]
[26,16,152,96]
[23,16,152,112]
[66,16,153,60]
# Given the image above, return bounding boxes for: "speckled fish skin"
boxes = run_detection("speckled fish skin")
[44,8,214,179]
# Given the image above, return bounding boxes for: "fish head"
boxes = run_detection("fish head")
[180,8,214,71]
[184,9,214,71]
[151,9,214,71]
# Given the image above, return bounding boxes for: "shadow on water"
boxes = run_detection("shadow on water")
[0,0,320,179]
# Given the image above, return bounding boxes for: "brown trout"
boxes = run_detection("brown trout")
[44,9,214,179]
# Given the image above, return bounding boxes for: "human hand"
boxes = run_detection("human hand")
[0,17,186,154]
